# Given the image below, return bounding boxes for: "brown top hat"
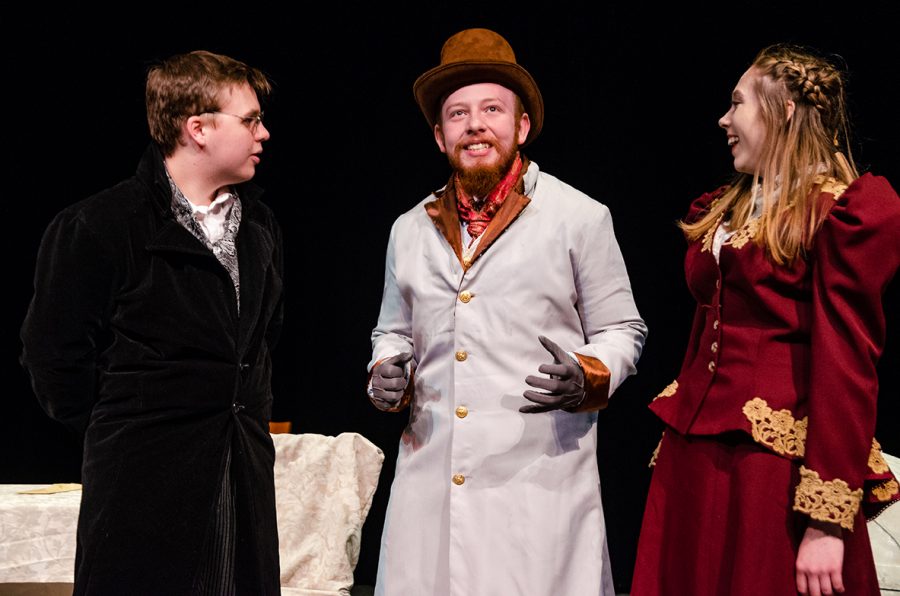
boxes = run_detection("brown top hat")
[413,28,544,147]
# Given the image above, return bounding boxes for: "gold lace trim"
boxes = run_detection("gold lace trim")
[724,217,760,249]
[794,466,862,530]
[700,204,759,253]
[700,218,720,253]
[648,432,664,468]
[653,380,678,402]
[742,397,807,457]
[700,179,846,254]
[816,175,848,199]
[868,438,889,474]
[872,479,899,502]
[699,197,722,252]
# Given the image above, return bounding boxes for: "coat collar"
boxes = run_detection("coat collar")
[137,144,268,253]
[135,143,265,220]
[424,158,536,270]
[137,144,277,345]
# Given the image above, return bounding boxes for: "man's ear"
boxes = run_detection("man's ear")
[434,123,447,154]
[517,113,531,146]
[184,114,209,147]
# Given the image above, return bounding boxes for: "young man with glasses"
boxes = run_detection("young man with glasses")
[21,50,283,595]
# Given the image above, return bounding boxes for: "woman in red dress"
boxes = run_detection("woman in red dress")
[632,44,900,596]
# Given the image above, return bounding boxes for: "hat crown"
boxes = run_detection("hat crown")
[440,28,517,66]
[413,27,543,146]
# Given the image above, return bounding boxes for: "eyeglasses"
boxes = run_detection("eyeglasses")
[204,111,265,133]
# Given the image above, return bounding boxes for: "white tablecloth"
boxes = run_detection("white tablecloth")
[0,485,80,583]
[0,432,385,596]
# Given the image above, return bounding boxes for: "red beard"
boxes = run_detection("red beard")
[447,136,520,198]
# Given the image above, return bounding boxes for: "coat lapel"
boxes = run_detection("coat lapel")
[424,170,531,271]
[235,216,276,353]
[146,220,218,258]
[424,190,464,266]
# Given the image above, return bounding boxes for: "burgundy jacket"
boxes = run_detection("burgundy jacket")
[650,173,900,530]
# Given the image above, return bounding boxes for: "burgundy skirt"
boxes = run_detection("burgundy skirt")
[631,429,879,596]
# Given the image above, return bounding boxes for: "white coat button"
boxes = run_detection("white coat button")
[452,474,465,485]
[455,351,468,362]
[456,406,468,419]
[459,291,472,303]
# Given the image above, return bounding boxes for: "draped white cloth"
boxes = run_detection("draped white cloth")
[1,432,385,595]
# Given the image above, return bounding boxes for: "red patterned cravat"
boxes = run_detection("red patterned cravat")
[455,153,523,240]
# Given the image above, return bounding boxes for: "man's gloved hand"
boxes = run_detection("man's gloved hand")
[371,352,413,411]
[520,336,585,413]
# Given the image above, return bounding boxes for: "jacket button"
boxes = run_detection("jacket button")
[708,361,716,373]
[716,279,721,288]
[452,474,465,486]
[711,341,718,353]
[455,351,468,362]
[713,320,720,330]
[232,402,245,413]
[459,291,472,303]
[456,406,468,418]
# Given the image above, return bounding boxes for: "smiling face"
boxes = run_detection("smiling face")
[205,82,271,187]
[434,83,530,196]
[718,67,768,176]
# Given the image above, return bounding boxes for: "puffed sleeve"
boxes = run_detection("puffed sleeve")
[793,174,900,530]
[684,185,729,225]
[20,207,117,436]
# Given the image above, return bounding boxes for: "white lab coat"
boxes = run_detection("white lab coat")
[370,161,646,596]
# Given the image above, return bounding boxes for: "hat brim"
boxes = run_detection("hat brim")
[414,61,544,147]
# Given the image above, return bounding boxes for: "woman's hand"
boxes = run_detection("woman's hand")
[796,520,845,595]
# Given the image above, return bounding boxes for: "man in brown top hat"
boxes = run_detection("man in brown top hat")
[367,28,646,595]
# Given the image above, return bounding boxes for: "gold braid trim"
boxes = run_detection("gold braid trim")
[700,213,759,252]
[872,479,899,502]
[742,397,807,457]
[868,438,890,474]
[794,466,862,530]
[652,380,678,402]
[648,432,664,468]
[815,175,848,199]
[700,198,723,253]
[723,217,760,250]
[700,218,720,253]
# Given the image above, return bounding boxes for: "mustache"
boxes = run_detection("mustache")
[455,139,495,152]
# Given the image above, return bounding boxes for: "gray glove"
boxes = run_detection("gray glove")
[520,336,585,413]
[371,352,413,411]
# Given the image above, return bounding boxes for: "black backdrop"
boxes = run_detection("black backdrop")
[3,4,898,592]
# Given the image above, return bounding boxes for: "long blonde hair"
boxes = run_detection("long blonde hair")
[682,44,858,264]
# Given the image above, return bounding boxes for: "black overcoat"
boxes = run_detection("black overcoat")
[21,145,284,595]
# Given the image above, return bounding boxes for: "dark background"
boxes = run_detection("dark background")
[3,4,898,592]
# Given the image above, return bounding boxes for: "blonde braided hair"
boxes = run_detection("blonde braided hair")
[682,44,858,264]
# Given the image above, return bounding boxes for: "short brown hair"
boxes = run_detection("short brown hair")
[146,50,272,156]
